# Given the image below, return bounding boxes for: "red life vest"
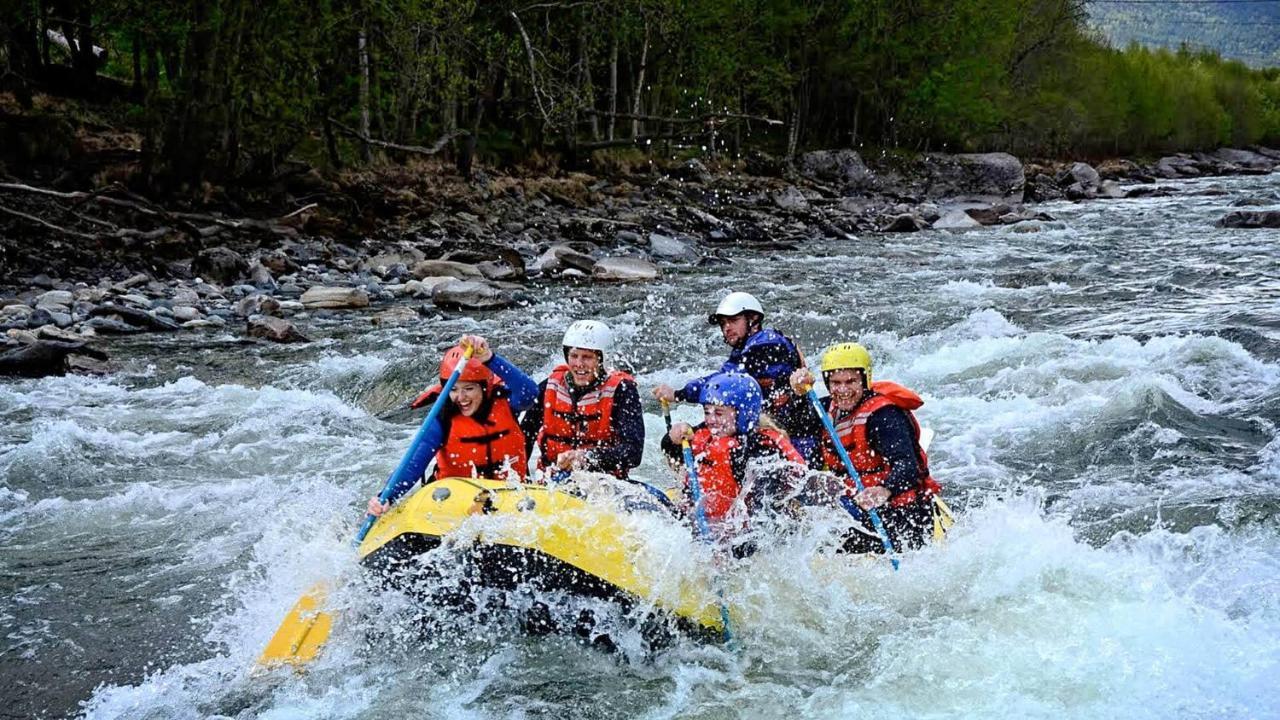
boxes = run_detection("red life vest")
[822,380,942,507]
[416,384,528,480]
[687,426,805,520]
[536,366,633,477]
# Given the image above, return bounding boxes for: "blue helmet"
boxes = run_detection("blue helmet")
[699,372,763,435]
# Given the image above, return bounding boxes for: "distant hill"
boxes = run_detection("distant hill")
[1088,1,1280,67]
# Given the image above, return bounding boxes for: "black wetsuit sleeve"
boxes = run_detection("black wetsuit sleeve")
[739,343,798,399]
[588,379,645,473]
[519,380,550,457]
[865,405,923,497]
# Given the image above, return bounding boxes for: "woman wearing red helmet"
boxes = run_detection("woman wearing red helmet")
[366,334,537,517]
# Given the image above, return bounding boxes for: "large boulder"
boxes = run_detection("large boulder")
[591,257,660,282]
[924,152,1025,201]
[530,244,597,275]
[1212,148,1276,171]
[88,304,181,332]
[247,315,310,343]
[648,233,696,260]
[191,247,248,285]
[300,286,370,309]
[932,209,982,230]
[431,280,516,310]
[798,149,872,189]
[1216,210,1280,229]
[1058,162,1100,196]
[0,339,108,377]
[771,186,810,212]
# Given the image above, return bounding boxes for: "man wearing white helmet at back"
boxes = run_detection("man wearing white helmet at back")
[521,320,645,479]
[654,291,818,461]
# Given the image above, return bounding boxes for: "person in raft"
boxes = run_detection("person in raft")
[789,342,943,553]
[660,371,807,542]
[366,334,538,517]
[652,291,819,462]
[520,319,645,480]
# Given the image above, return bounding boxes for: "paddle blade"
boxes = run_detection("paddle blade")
[257,583,335,668]
[932,496,956,544]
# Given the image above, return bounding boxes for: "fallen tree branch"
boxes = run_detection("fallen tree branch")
[0,202,96,240]
[327,117,465,156]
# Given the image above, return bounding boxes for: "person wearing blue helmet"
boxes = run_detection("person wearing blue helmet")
[653,291,819,463]
[660,371,807,539]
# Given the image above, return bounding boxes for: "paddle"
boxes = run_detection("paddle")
[681,435,735,645]
[661,398,673,432]
[258,344,474,668]
[804,387,900,570]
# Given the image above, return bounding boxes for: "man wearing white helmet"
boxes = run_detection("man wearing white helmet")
[521,320,645,479]
[654,291,818,460]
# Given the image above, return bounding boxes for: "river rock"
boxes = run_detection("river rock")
[591,257,660,282]
[36,290,74,308]
[1059,162,1100,197]
[89,304,181,332]
[172,306,203,322]
[799,149,871,189]
[257,249,298,275]
[300,286,370,309]
[648,233,696,260]
[932,210,982,230]
[431,280,516,310]
[235,294,281,317]
[1212,148,1276,171]
[0,339,108,377]
[879,214,928,232]
[364,247,427,272]
[83,316,144,334]
[1216,210,1280,229]
[247,315,310,343]
[925,152,1025,201]
[249,263,276,290]
[371,306,420,326]
[771,186,810,212]
[192,246,249,285]
[531,245,597,275]
[410,259,484,281]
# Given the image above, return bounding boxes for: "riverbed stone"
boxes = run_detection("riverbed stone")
[771,186,810,212]
[172,306,203,322]
[1216,210,1280,229]
[879,213,928,232]
[410,260,483,281]
[192,246,249,285]
[591,257,661,282]
[248,315,310,343]
[925,152,1025,201]
[431,280,516,310]
[371,306,420,326]
[300,286,370,309]
[799,149,871,189]
[932,210,982,230]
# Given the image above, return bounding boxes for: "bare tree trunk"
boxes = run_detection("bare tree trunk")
[358,26,372,163]
[607,33,617,141]
[630,19,648,139]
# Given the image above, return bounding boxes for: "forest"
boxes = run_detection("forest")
[2,0,1279,189]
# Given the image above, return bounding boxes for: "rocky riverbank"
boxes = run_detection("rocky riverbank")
[3,143,1279,378]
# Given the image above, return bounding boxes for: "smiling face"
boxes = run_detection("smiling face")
[703,404,738,438]
[565,347,602,387]
[449,381,486,416]
[825,369,866,411]
[717,314,753,348]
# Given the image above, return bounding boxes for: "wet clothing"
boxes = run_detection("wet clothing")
[661,424,806,530]
[674,327,819,460]
[815,381,942,552]
[381,354,537,505]
[838,500,934,555]
[520,367,645,478]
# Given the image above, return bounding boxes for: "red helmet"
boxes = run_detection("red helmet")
[439,345,493,387]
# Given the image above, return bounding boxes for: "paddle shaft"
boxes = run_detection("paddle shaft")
[661,398,672,432]
[356,345,474,544]
[806,388,900,569]
[681,438,734,644]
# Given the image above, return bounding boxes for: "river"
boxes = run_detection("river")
[2,173,1278,719]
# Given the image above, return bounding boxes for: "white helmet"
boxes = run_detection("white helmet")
[562,319,613,353]
[708,291,764,325]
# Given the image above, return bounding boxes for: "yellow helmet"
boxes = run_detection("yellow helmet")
[820,342,872,384]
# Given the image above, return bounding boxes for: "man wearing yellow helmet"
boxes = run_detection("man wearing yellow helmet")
[791,342,943,553]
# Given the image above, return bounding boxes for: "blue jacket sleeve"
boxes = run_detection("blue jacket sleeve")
[487,353,538,412]
[383,416,446,504]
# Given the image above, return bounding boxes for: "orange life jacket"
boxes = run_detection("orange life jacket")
[822,380,942,507]
[416,384,528,480]
[687,425,805,520]
[536,366,633,477]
